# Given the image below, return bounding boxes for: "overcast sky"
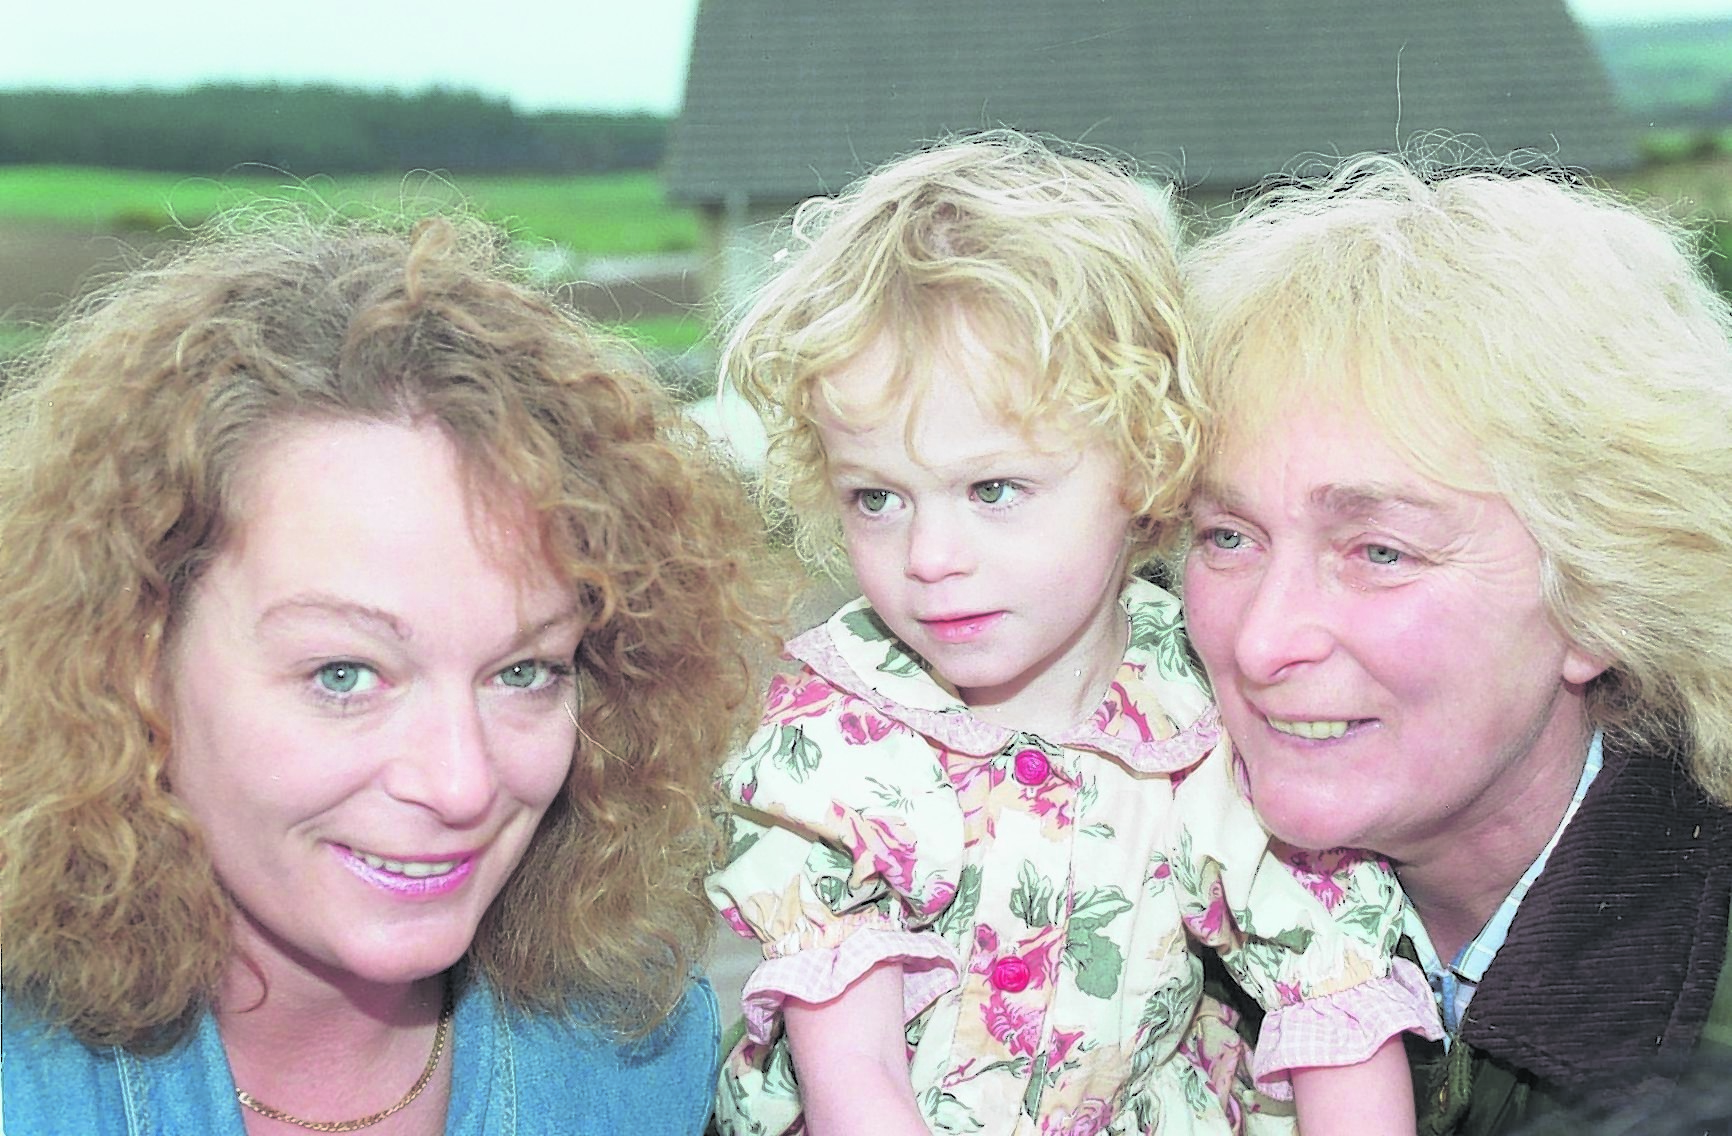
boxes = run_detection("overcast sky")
[5,0,1729,115]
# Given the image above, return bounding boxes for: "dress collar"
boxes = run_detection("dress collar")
[785,578,1220,773]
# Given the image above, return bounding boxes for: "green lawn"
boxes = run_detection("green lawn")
[0,166,701,255]
[0,166,711,358]
[0,323,44,358]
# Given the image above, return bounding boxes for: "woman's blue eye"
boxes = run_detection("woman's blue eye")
[499,660,548,689]
[974,480,1017,505]
[1366,544,1401,565]
[1208,529,1244,550]
[315,662,375,695]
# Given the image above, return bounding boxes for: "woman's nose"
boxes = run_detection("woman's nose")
[1232,557,1335,683]
[384,690,499,824]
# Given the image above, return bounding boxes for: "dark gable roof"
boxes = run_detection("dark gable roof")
[667,0,1634,204]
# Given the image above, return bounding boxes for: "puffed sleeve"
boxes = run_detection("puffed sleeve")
[1155,738,1442,1096]
[706,663,966,1044]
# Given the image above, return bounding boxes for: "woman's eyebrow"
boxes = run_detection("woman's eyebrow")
[1310,483,1452,521]
[257,595,583,650]
[512,606,586,647]
[256,595,411,639]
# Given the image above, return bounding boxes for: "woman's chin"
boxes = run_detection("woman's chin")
[336,938,473,988]
[1250,783,1376,853]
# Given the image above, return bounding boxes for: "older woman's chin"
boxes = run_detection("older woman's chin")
[1256,809,1367,854]
[1239,766,1394,854]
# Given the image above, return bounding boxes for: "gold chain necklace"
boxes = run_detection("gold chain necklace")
[235,981,454,1133]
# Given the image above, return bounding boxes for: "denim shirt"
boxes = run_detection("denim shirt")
[2,977,720,1135]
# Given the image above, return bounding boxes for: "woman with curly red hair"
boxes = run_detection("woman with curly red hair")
[0,212,780,1135]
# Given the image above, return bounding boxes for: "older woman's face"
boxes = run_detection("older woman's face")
[166,419,580,989]
[1183,399,1605,865]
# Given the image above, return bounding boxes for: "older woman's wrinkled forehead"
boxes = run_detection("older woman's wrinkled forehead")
[1204,328,1500,498]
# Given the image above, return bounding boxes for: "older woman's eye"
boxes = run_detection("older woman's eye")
[1366,544,1401,565]
[500,661,544,689]
[315,661,378,695]
[1208,528,1245,550]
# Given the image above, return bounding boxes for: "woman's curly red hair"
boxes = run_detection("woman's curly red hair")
[0,212,782,1052]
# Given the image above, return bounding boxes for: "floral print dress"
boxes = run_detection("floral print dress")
[709,579,1439,1135]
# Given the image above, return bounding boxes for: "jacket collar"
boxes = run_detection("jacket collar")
[1459,732,1732,1095]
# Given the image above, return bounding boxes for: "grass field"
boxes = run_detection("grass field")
[0,165,701,255]
[0,166,710,361]
[1591,18,1732,124]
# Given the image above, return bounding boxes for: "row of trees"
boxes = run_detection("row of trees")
[1589,19,1732,136]
[0,86,670,175]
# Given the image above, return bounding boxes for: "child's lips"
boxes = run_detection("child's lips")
[919,611,1005,643]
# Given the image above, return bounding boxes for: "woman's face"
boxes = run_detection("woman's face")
[1182,397,1606,867]
[166,419,580,990]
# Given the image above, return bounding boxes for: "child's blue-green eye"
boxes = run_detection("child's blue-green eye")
[315,662,375,695]
[857,489,896,514]
[973,480,1017,505]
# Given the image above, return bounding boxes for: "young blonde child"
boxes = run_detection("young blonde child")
[706,131,1442,1136]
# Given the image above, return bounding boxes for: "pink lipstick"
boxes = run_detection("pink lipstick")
[334,845,475,898]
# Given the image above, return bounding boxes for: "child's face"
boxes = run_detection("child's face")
[815,328,1135,733]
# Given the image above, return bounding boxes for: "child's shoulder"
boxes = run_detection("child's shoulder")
[1119,575,1213,711]
[1122,577,1192,662]
[1123,573,1182,613]
[785,595,947,706]
[755,597,917,731]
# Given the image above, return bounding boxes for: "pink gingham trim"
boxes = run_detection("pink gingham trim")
[1250,957,1443,1098]
[740,927,962,1044]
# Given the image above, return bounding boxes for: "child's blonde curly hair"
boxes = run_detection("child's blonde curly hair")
[722,129,1201,573]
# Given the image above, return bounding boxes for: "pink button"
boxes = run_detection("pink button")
[1012,748,1050,786]
[991,957,1031,992]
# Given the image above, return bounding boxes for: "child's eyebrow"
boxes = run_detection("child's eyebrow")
[829,448,1074,481]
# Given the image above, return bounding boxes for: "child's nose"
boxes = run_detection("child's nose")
[903,507,970,582]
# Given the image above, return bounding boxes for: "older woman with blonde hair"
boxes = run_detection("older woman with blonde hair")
[1180,156,1732,1134]
[0,212,779,1134]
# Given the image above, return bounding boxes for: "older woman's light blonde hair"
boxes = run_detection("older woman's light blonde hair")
[0,211,782,1053]
[723,129,1200,571]
[1184,154,1732,804]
